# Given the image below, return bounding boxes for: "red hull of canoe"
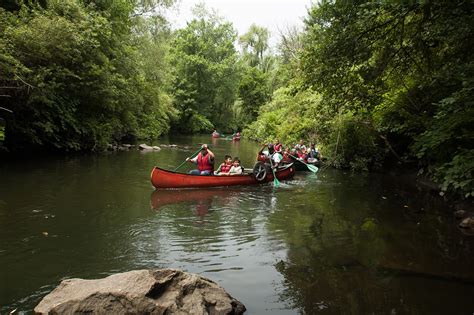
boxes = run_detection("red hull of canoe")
[151,164,295,189]
[232,136,241,141]
[212,133,220,138]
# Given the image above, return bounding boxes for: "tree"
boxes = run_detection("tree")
[299,1,474,195]
[238,24,271,70]
[236,67,269,125]
[170,4,239,133]
[0,0,176,151]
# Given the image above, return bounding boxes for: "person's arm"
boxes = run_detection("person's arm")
[207,148,215,160]
[186,155,198,164]
[191,156,198,163]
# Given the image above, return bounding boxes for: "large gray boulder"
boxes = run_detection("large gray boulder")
[34,269,246,314]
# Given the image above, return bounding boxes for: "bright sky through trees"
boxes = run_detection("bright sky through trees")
[168,0,313,46]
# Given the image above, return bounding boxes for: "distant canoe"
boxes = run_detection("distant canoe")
[150,163,295,189]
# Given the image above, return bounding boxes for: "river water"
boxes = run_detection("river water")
[1,135,474,314]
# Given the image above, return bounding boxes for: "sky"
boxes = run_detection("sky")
[166,0,314,47]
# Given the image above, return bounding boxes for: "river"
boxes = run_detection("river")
[1,135,474,314]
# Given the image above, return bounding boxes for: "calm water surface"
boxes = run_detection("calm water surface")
[1,135,474,314]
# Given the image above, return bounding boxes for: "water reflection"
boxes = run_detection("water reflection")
[150,188,242,224]
[267,170,474,314]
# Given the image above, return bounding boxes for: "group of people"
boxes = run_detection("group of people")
[185,139,321,176]
[186,144,243,176]
[258,139,321,168]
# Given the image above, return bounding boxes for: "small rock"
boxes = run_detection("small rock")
[139,144,154,151]
[152,146,161,151]
[459,217,474,229]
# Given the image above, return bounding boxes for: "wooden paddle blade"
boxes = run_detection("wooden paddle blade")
[307,164,319,173]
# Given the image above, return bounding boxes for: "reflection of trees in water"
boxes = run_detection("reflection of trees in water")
[266,171,474,314]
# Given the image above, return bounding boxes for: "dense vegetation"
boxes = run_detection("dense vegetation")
[1,0,472,197]
[245,1,474,198]
[0,0,175,150]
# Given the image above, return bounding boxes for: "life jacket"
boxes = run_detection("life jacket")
[297,151,307,161]
[220,163,232,173]
[274,143,283,152]
[282,152,292,163]
[197,152,214,172]
[258,154,268,162]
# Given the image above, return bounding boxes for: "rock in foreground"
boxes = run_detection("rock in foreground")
[34,269,246,314]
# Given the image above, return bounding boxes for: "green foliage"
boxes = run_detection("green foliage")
[435,149,474,198]
[169,5,239,133]
[301,1,474,194]
[0,0,175,151]
[238,23,269,69]
[236,66,269,125]
[244,86,326,146]
[246,1,473,197]
[325,112,384,171]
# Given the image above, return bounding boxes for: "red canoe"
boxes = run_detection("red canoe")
[212,132,220,138]
[232,136,241,141]
[150,163,295,189]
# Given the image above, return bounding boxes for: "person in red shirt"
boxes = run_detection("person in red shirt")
[274,139,283,153]
[297,147,308,162]
[187,144,215,175]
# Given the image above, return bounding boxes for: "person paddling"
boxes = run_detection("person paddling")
[187,144,215,175]
[258,144,283,169]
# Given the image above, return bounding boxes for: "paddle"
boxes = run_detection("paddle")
[289,154,319,173]
[268,154,280,187]
[173,147,202,172]
[225,132,236,140]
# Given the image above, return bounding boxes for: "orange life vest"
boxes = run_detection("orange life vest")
[220,163,232,173]
[197,152,214,172]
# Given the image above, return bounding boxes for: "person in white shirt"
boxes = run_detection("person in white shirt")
[258,144,283,168]
[229,158,243,175]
